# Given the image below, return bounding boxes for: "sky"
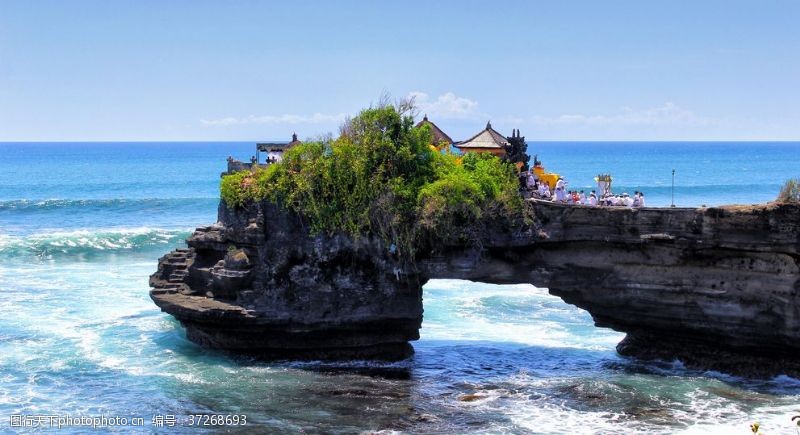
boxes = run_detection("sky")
[0,0,798,142]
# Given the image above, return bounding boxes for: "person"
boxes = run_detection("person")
[633,191,644,208]
[555,178,566,193]
[588,192,598,206]
[555,186,566,203]
[526,172,536,190]
[571,190,580,204]
[579,190,586,204]
[538,182,551,199]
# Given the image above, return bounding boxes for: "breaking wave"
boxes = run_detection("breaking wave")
[0,197,216,212]
[0,228,191,258]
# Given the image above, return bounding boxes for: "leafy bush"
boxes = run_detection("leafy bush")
[417,174,484,244]
[220,163,279,208]
[220,104,528,259]
[777,178,800,203]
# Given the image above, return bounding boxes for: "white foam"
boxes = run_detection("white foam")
[422,279,623,350]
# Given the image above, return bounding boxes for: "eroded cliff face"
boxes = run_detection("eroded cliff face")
[150,201,425,360]
[426,202,800,376]
[151,200,800,376]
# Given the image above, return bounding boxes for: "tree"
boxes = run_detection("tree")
[503,129,530,171]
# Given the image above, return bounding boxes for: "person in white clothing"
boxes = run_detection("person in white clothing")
[555,187,566,202]
[588,193,597,206]
[538,182,551,199]
[621,193,633,207]
[526,173,536,190]
[639,192,646,207]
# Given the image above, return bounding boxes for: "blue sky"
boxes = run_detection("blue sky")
[1,1,798,141]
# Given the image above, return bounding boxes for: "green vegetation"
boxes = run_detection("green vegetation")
[220,104,529,259]
[777,178,800,203]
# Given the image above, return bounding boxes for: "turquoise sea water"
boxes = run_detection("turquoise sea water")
[1,142,799,433]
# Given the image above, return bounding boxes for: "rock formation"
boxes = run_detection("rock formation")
[151,199,800,377]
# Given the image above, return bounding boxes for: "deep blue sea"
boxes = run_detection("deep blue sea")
[1,142,799,433]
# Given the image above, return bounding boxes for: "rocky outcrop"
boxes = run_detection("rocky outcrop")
[420,201,800,377]
[151,199,800,376]
[150,201,424,360]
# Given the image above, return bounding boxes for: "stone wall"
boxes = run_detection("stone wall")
[224,159,269,176]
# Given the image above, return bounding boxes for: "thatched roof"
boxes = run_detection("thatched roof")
[257,133,302,152]
[415,115,453,144]
[455,121,509,149]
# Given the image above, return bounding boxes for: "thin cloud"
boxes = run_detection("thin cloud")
[201,113,347,126]
[531,102,715,127]
[409,91,482,120]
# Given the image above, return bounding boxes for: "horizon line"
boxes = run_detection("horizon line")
[1,139,800,144]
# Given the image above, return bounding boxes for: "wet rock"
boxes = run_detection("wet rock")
[458,393,486,402]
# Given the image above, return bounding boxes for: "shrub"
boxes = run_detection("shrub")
[777,178,800,203]
[417,174,485,244]
[220,164,279,208]
[220,170,254,209]
[220,104,529,260]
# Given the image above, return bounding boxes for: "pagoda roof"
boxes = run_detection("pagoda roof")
[455,121,509,149]
[415,115,453,144]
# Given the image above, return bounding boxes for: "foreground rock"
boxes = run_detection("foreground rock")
[151,199,800,377]
[150,201,424,360]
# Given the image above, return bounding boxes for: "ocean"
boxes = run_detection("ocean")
[1,141,799,433]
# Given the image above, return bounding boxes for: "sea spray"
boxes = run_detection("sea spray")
[0,228,191,258]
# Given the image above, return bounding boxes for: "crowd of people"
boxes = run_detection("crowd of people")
[521,171,646,208]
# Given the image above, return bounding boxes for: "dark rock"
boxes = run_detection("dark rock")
[151,200,423,361]
[151,199,800,377]
[224,248,251,270]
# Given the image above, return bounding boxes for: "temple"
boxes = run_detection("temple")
[454,121,510,157]
[414,114,453,146]
[256,133,302,163]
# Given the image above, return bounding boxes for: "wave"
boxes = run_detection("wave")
[0,228,191,258]
[0,198,217,212]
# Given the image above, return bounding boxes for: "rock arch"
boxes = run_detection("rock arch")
[151,200,800,376]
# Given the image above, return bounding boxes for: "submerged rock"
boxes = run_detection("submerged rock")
[150,199,800,377]
[458,393,486,402]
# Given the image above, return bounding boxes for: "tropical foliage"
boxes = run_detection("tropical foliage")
[220,104,528,259]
